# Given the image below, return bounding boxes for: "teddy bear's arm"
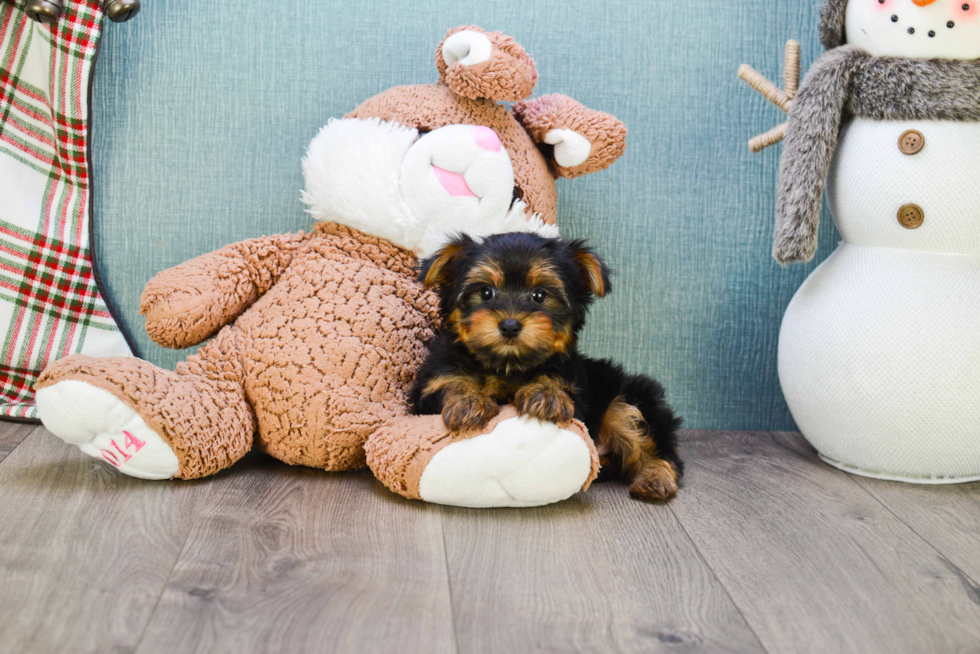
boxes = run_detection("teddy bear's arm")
[139,232,315,349]
[512,94,627,179]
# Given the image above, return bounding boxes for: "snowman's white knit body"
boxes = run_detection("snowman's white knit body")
[777,0,980,482]
[779,117,980,482]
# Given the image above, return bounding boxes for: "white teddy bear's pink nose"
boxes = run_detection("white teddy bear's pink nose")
[472,126,501,152]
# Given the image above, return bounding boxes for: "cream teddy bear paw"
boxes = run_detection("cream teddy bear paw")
[366,407,600,508]
[36,380,179,480]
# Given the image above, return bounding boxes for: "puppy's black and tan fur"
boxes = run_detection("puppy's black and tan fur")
[410,233,683,501]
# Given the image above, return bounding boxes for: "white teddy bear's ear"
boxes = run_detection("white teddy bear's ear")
[543,129,593,168]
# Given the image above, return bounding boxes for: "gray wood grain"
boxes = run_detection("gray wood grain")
[0,428,202,654]
[853,476,980,585]
[0,422,36,463]
[7,427,980,654]
[134,462,455,654]
[441,483,764,654]
[670,430,980,654]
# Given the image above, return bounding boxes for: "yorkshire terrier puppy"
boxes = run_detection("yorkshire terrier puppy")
[410,232,683,501]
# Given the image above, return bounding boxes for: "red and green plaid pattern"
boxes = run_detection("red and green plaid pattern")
[0,0,132,420]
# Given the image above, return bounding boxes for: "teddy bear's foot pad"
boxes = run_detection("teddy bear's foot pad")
[418,415,594,508]
[367,407,601,508]
[36,380,179,479]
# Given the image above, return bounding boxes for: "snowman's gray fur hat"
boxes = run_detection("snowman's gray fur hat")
[819,0,848,49]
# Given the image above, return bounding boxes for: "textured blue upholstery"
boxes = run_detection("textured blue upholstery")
[91,0,838,430]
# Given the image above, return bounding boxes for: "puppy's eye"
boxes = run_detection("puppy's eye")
[480,286,496,301]
[531,289,547,304]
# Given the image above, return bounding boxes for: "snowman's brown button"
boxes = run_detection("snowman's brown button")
[898,204,924,229]
[898,130,925,155]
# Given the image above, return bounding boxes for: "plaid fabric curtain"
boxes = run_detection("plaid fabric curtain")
[0,0,134,420]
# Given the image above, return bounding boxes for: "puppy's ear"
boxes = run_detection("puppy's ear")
[569,240,611,298]
[419,236,472,289]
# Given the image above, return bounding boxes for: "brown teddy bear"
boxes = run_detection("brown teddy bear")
[35,26,627,508]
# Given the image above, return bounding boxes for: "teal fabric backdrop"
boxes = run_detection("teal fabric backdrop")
[91,0,840,430]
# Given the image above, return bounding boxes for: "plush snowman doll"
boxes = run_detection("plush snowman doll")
[746,0,980,482]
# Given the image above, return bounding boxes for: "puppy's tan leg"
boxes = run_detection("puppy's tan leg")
[598,397,679,501]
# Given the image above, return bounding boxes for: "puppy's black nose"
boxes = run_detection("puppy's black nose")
[498,319,523,338]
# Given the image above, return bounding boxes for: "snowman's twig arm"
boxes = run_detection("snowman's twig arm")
[738,40,800,152]
[774,46,861,264]
[784,40,800,99]
[750,122,788,153]
[738,65,792,112]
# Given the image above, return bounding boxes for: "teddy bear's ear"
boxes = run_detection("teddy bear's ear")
[512,94,627,179]
[436,26,538,102]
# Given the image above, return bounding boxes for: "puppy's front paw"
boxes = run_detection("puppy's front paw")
[514,381,574,425]
[442,394,499,432]
[629,460,680,501]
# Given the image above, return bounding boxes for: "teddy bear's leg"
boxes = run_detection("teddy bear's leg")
[35,327,255,480]
[366,407,600,508]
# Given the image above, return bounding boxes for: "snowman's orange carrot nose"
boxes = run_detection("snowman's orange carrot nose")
[912,0,938,6]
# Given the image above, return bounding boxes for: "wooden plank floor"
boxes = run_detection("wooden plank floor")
[1,423,979,654]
